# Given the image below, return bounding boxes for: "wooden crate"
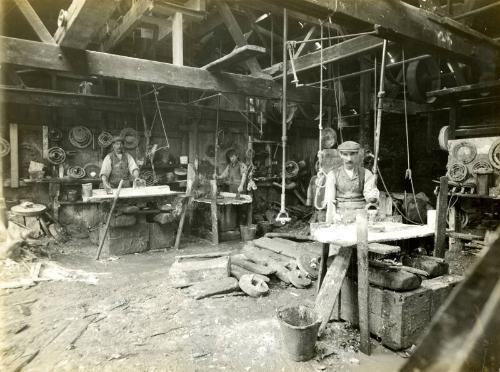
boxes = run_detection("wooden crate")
[339,274,463,350]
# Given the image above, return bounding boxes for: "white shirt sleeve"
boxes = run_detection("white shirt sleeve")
[99,155,112,177]
[127,153,139,174]
[363,169,380,201]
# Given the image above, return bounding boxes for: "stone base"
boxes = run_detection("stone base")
[98,222,149,257]
[148,222,176,250]
[339,274,462,350]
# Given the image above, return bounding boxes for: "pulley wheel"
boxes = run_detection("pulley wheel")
[407,58,441,103]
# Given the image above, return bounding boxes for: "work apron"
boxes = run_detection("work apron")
[107,152,132,188]
[335,166,366,223]
[227,162,244,194]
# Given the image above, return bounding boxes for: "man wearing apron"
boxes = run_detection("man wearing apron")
[325,141,379,223]
[100,136,140,193]
[218,149,247,194]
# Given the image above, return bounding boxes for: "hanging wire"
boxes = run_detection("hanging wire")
[401,48,424,223]
[378,170,421,225]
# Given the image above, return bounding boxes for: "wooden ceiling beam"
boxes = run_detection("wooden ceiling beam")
[101,0,154,52]
[202,45,267,71]
[0,36,324,104]
[259,0,499,64]
[54,0,118,49]
[263,35,383,76]
[13,0,55,44]
[216,0,263,75]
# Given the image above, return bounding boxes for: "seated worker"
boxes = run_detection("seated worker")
[324,140,379,223]
[217,149,248,194]
[99,136,140,193]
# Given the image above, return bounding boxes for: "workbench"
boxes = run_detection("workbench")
[82,185,186,255]
[193,192,253,244]
[311,220,435,355]
[83,185,184,202]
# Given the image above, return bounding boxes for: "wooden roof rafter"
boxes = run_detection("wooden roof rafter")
[54,0,119,49]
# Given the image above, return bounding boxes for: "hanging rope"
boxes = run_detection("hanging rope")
[401,49,424,223]
[152,84,170,150]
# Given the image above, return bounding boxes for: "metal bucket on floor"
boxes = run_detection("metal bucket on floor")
[240,224,256,241]
[276,305,320,362]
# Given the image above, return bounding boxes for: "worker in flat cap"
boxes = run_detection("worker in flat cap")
[324,140,379,223]
[100,136,141,193]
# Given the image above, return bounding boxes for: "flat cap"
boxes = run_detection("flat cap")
[111,136,124,144]
[338,140,360,152]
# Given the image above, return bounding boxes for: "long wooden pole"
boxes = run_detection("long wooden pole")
[373,39,388,181]
[95,179,124,260]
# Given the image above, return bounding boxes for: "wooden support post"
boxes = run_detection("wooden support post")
[42,125,49,160]
[317,243,329,293]
[434,176,448,258]
[172,12,183,66]
[359,57,372,146]
[448,105,458,139]
[13,0,55,44]
[9,123,19,188]
[210,179,219,245]
[174,197,189,250]
[216,0,262,75]
[356,209,370,355]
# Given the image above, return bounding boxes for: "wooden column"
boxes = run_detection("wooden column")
[356,209,370,355]
[359,57,372,147]
[434,176,449,258]
[172,12,183,66]
[210,179,219,245]
[9,123,19,188]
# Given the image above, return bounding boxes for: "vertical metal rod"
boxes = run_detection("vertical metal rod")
[318,22,323,152]
[373,40,388,181]
[280,8,288,215]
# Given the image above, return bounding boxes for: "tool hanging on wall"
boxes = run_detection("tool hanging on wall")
[47,147,66,165]
[69,126,92,149]
[276,8,291,225]
[67,166,86,179]
[0,138,11,157]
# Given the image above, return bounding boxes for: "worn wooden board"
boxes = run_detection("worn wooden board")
[368,243,400,255]
[84,186,183,202]
[242,245,292,283]
[402,255,449,278]
[169,255,230,288]
[311,221,434,246]
[315,246,353,336]
[195,192,252,205]
[230,264,269,282]
[231,254,275,276]
[253,237,321,259]
[186,277,239,299]
[202,45,266,71]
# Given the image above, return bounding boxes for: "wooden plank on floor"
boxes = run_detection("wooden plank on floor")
[202,45,267,71]
[315,246,353,336]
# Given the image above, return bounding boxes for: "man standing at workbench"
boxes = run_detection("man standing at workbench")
[100,136,141,193]
[217,149,247,194]
[325,140,379,223]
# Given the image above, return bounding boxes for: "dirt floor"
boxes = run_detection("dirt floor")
[0,237,406,372]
